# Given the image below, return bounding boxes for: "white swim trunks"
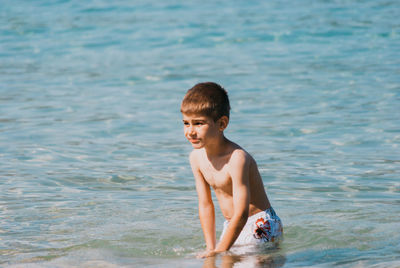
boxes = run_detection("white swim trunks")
[220,207,283,253]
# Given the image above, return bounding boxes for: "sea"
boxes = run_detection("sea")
[1,0,399,267]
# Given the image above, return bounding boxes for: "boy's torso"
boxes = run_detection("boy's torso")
[194,144,270,220]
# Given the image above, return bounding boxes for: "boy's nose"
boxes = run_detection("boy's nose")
[187,126,196,135]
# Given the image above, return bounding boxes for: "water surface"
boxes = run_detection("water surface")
[1,0,399,267]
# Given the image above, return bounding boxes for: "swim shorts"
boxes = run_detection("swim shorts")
[220,207,283,251]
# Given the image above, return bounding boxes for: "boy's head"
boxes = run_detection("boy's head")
[181,82,230,122]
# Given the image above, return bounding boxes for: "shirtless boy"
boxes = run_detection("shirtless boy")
[181,82,283,258]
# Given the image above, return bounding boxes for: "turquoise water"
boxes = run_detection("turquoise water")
[1,0,399,267]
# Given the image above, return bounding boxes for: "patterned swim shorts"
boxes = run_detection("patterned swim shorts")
[220,207,283,251]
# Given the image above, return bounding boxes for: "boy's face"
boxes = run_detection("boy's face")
[182,113,223,149]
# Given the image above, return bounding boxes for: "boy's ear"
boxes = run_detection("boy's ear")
[218,116,229,131]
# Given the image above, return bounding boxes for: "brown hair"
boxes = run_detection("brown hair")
[181,82,230,121]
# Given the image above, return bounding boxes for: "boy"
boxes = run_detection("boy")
[181,82,283,258]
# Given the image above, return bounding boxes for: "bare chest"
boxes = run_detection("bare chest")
[199,163,232,191]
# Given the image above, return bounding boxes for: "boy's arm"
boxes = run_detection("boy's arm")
[215,151,250,253]
[190,151,216,251]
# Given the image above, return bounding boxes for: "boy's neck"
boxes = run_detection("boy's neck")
[204,135,230,158]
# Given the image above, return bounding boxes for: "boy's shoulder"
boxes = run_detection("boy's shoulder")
[189,148,202,159]
[189,144,253,167]
[228,146,253,167]
[189,149,203,167]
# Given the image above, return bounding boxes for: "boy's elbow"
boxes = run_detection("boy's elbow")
[198,200,214,211]
[240,206,250,218]
[240,211,249,224]
[233,210,249,225]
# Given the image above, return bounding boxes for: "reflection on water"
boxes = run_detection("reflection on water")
[202,252,286,268]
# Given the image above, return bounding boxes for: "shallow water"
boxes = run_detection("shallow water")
[1,0,399,267]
